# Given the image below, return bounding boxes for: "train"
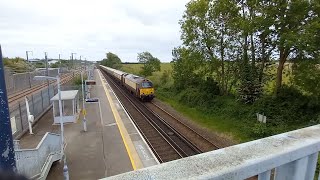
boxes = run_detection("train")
[100,65,155,101]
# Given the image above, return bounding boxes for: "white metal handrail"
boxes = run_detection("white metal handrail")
[102,124,320,180]
[15,132,62,179]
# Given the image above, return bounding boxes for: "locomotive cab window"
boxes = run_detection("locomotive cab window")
[142,82,153,88]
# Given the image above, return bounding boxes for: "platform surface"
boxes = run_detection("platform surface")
[17,69,158,179]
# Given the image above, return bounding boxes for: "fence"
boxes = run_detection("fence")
[10,85,55,139]
[4,68,60,96]
[10,84,82,139]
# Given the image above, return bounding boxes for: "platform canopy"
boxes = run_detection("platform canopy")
[51,90,79,101]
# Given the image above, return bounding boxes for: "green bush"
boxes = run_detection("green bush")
[252,123,269,138]
[73,75,87,86]
[158,83,320,140]
[253,85,320,134]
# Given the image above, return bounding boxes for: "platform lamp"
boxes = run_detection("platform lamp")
[33,75,69,180]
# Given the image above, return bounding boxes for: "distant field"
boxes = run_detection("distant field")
[121,63,173,87]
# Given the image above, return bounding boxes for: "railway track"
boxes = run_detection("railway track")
[146,102,220,152]
[8,72,78,105]
[101,69,207,162]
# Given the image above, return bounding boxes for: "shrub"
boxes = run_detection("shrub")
[160,70,170,85]
[253,85,320,134]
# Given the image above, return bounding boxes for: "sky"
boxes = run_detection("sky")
[0,0,189,62]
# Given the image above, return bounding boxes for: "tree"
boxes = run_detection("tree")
[180,0,246,96]
[172,47,204,90]
[101,52,122,69]
[261,0,319,93]
[293,60,320,97]
[137,52,161,77]
[178,0,320,99]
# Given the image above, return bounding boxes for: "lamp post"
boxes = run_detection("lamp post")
[81,71,87,132]
[33,75,69,180]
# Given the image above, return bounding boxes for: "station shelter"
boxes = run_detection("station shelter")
[50,90,79,124]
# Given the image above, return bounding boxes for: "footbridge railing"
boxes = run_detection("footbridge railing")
[15,132,62,179]
[103,124,320,180]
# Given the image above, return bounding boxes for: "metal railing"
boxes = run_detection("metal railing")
[15,132,62,179]
[102,125,320,180]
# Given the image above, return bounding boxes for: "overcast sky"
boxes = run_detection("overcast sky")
[0,0,189,62]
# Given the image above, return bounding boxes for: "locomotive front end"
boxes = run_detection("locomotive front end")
[139,80,154,101]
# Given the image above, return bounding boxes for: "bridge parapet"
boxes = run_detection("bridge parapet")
[103,125,320,180]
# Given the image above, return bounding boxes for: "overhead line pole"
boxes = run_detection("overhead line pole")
[45,52,48,76]
[59,54,61,74]
[71,53,76,69]
[26,50,33,62]
[0,45,16,171]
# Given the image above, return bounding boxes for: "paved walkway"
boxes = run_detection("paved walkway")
[17,69,158,180]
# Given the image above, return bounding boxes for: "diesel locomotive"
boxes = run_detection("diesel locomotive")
[100,65,155,101]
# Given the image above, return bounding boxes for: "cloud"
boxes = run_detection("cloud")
[0,0,189,62]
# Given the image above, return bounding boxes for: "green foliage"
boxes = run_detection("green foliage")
[121,63,173,88]
[238,64,262,104]
[34,61,45,68]
[124,62,320,142]
[137,52,161,77]
[101,52,122,69]
[251,123,269,138]
[172,47,205,90]
[178,0,320,97]
[293,60,320,97]
[160,70,170,85]
[3,57,35,73]
[50,63,59,68]
[73,74,87,86]
[254,85,320,131]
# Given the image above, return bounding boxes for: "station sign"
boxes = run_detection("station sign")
[85,80,96,85]
[86,98,99,103]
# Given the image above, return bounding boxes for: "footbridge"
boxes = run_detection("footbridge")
[103,124,320,180]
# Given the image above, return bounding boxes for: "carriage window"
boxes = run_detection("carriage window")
[142,82,153,88]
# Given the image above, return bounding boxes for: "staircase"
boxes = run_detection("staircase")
[15,132,62,180]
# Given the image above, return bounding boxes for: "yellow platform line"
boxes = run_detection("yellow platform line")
[97,70,143,170]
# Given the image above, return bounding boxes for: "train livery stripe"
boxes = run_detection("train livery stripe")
[98,70,143,170]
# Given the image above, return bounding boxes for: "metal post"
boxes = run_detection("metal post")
[59,54,61,73]
[45,52,50,101]
[28,72,32,88]
[0,45,16,171]
[81,72,87,131]
[31,94,35,116]
[41,90,44,111]
[57,76,69,180]
[45,52,49,76]
[26,51,29,62]
[71,53,76,69]
[18,102,23,132]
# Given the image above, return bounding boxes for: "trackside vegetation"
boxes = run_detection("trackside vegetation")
[121,0,320,143]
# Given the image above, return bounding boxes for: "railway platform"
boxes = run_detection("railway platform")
[16,69,158,179]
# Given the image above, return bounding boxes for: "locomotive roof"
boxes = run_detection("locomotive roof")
[112,69,125,76]
[124,74,150,83]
